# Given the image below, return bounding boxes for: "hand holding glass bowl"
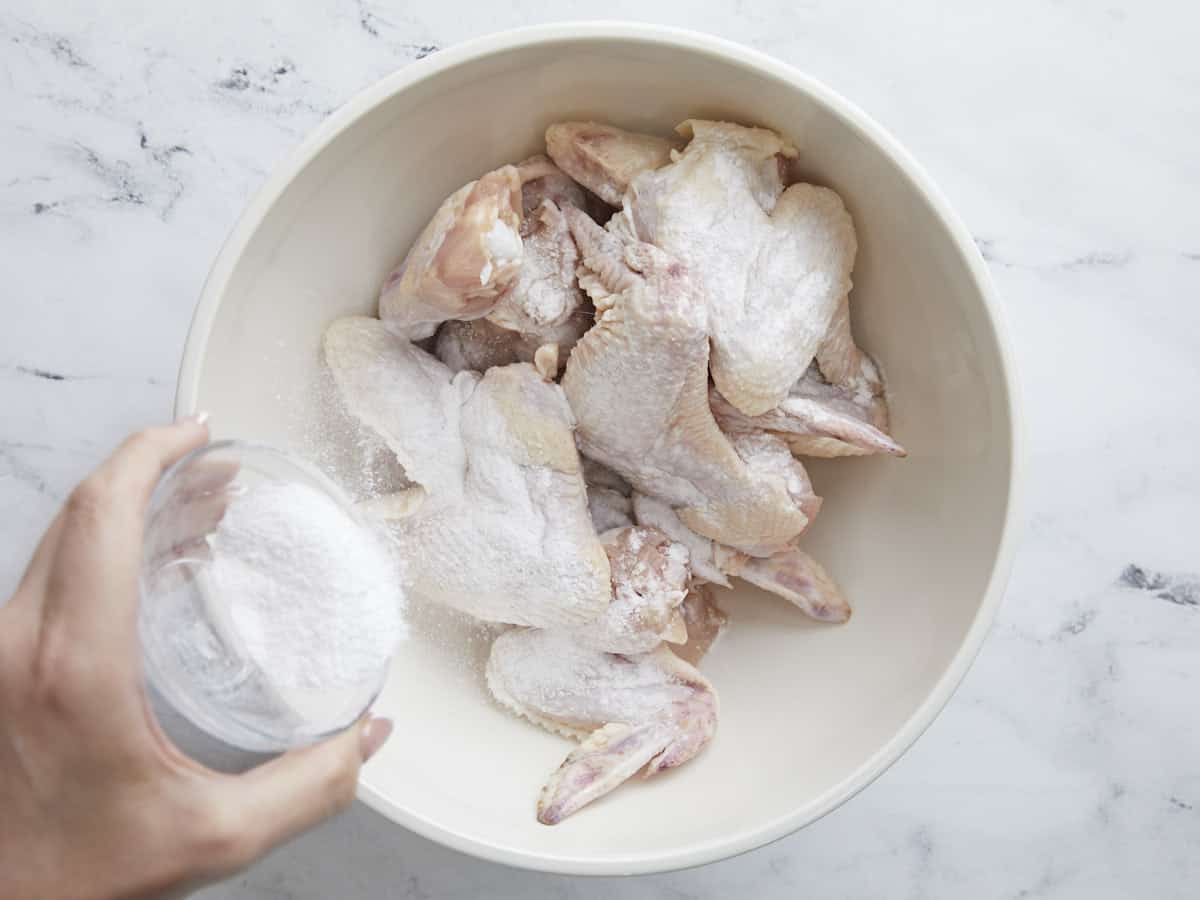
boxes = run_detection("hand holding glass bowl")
[140,440,400,753]
[0,422,395,899]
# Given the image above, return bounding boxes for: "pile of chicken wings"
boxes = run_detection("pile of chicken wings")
[323,120,905,824]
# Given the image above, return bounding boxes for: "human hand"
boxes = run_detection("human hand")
[0,421,392,900]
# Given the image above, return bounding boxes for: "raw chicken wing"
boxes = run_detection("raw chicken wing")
[631,491,850,623]
[727,545,851,623]
[711,363,905,458]
[324,316,610,627]
[561,207,815,557]
[486,629,717,824]
[379,165,523,340]
[569,526,689,654]
[617,120,857,415]
[435,162,593,375]
[546,122,677,206]
[632,493,736,588]
[483,198,593,362]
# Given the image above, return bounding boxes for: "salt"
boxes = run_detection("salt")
[207,481,405,699]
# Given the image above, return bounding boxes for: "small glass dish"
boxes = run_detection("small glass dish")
[139,440,392,753]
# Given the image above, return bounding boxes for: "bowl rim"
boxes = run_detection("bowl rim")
[175,20,1025,877]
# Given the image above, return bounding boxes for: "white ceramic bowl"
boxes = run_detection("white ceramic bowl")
[177,22,1021,876]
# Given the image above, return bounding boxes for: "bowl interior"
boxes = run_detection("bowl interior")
[182,28,1015,874]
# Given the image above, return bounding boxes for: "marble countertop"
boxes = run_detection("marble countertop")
[3,1,1198,897]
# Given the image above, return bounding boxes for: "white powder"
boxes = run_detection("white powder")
[483,218,522,281]
[207,481,405,698]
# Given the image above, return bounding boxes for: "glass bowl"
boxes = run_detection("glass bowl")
[139,440,395,752]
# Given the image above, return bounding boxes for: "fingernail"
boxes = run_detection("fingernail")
[176,411,210,427]
[360,716,393,762]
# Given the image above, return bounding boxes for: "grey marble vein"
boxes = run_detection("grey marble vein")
[1119,565,1200,608]
[0,444,57,499]
[1,364,164,386]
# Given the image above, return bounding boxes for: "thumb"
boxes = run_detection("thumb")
[204,716,392,870]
